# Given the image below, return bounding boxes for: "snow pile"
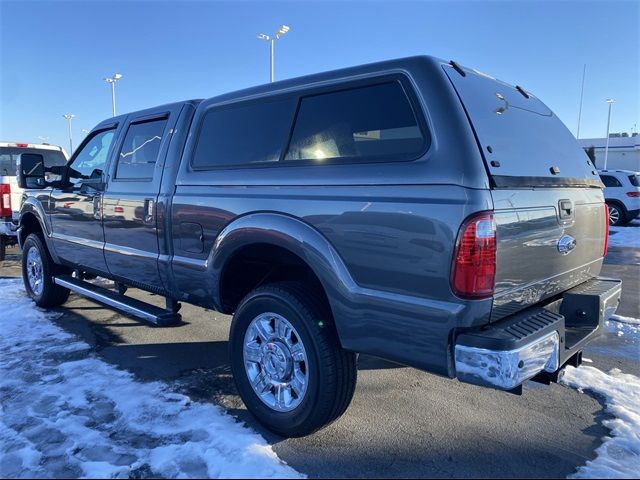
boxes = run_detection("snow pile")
[560,315,640,479]
[606,314,640,338]
[608,219,640,248]
[0,279,302,479]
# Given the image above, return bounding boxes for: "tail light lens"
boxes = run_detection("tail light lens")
[451,211,496,299]
[0,183,11,217]
[603,203,609,257]
[626,192,640,198]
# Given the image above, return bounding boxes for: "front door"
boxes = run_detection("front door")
[49,127,118,272]
[102,108,177,290]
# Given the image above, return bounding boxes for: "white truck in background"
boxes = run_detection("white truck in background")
[0,142,68,260]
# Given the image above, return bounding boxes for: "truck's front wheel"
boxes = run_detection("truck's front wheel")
[229,282,357,437]
[22,234,70,307]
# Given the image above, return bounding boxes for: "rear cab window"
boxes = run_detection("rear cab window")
[443,66,602,188]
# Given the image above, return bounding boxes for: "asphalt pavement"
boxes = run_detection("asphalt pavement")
[1,243,638,478]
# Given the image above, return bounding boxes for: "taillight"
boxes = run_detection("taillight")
[451,211,496,299]
[603,203,609,257]
[626,192,640,198]
[0,183,11,217]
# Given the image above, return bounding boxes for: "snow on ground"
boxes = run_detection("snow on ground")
[0,278,302,479]
[560,314,640,479]
[608,219,640,248]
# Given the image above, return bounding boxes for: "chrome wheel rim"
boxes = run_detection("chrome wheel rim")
[243,312,309,412]
[26,247,44,296]
[608,205,620,225]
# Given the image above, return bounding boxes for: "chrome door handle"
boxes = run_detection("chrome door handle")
[93,195,102,220]
[144,199,154,224]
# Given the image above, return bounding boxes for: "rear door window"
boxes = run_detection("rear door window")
[116,118,168,180]
[628,174,640,187]
[284,81,426,163]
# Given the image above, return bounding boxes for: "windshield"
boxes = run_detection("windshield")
[0,147,67,176]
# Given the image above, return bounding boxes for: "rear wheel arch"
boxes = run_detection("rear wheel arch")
[212,213,355,343]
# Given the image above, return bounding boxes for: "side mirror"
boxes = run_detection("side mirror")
[17,153,46,189]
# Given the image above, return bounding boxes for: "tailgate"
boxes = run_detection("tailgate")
[443,63,607,319]
[491,188,606,320]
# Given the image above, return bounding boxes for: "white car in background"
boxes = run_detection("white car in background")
[0,142,68,260]
[598,169,640,226]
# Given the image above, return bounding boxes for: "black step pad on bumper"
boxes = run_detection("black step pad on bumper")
[457,308,562,351]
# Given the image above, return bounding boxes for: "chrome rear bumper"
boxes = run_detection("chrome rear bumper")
[454,277,621,391]
[455,331,559,390]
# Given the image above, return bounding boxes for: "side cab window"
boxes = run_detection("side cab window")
[115,118,168,180]
[67,129,116,186]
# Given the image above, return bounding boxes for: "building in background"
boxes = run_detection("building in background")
[579,133,640,171]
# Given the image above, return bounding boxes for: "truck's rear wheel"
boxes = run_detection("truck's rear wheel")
[0,235,6,262]
[21,233,70,307]
[229,282,357,437]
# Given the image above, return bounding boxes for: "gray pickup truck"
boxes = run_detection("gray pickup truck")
[17,56,621,437]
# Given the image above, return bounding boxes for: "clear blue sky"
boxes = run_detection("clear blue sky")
[1,0,638,152]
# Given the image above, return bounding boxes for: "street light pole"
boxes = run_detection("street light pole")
[257,25,289,83]
[603,98,614,170]
[270,37,275,83]
[103,73,123,116]
[63,113,75,153]
[576,64,586,139]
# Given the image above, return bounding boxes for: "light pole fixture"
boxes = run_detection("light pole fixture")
[103,73,123,117]
[257,25,290,83]
[62,113,75,153]
[603,98,614,170]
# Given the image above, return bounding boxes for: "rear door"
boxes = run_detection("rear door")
[102,105,179,290]
[444,65,607,320]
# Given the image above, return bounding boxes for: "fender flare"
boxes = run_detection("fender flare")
[210,212,359,337]
[19,198,60,263]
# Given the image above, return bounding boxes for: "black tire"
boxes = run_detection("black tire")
[21,233,70,307]
[229,282,357,437]
[0,235,6,262]
[607,202,627,227]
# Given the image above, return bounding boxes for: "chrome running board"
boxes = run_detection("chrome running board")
[53,275,181,327]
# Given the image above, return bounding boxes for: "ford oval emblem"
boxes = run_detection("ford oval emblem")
[557,234,577,254]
